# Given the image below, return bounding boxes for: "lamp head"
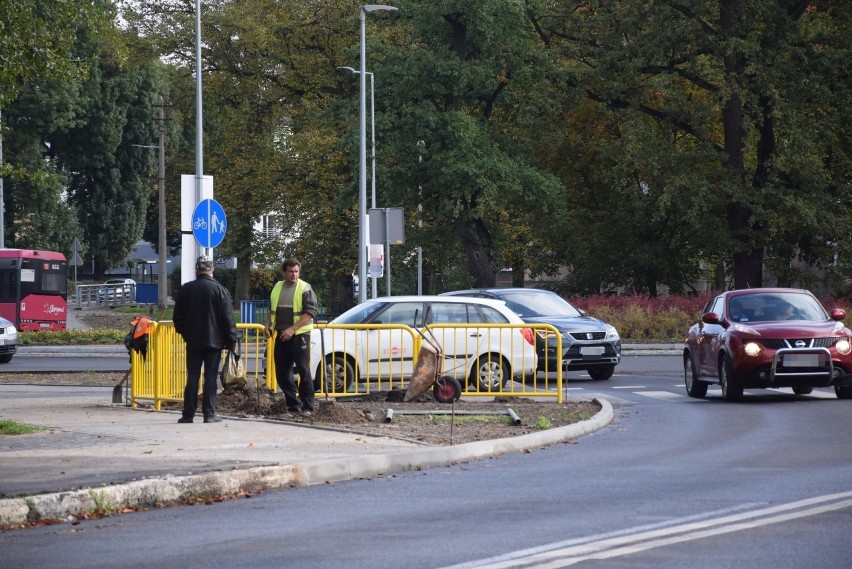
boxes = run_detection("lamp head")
[362,4,398,14]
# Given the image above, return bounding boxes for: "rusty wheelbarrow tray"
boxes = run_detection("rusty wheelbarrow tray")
[403,324,461,403]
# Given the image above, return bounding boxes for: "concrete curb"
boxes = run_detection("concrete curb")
[0,399,613,528]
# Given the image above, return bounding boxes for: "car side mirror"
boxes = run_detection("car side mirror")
[701,312,720,325]
[830,308,846,321]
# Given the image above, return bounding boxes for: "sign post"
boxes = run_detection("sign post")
[369,207,404,296]
[69,237,83,285]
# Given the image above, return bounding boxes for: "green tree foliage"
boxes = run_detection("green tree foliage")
[526,0,851,292]
[374,0,565,289]
[0,0,114,107]
[3,6,166,274]
[118,0,849,300]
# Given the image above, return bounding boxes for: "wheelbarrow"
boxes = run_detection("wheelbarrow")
[403,320,462,404]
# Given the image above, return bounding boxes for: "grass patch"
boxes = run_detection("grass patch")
[0,419,42,435]
[420,413,514,426]
[536,416,553,430]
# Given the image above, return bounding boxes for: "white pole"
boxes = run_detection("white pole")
[195,0,204,260]
[358,10,368,303]
[369,72,378,299]
[359,5,397,303]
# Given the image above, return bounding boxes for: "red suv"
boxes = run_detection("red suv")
[683,288,852,401]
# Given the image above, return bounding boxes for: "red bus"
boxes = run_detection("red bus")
[0,249,68,331]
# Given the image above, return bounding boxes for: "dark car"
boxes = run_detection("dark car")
[683,288,852,401]
[441,288,621,379]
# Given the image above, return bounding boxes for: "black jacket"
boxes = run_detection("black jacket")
[173,275,237,351]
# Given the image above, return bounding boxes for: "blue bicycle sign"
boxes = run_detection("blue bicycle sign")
[192,199,227,248]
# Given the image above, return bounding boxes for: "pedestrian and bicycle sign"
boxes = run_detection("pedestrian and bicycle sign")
[192,198,227,248]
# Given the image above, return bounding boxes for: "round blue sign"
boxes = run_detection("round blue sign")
[192,198,227,248]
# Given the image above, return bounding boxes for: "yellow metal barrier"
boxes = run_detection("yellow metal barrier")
[132,321,563,408]
[296,322,561,402]
[130,321,266,410]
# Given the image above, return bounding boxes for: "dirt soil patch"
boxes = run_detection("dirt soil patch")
[211,385,600,445]
[0,372,600,446]
[17,309,601,445]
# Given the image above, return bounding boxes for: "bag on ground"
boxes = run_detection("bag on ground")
[221,348,247,388]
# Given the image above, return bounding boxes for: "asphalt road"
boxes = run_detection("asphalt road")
[2,355,850,569]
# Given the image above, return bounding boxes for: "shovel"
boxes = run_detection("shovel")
[112,368,131,404]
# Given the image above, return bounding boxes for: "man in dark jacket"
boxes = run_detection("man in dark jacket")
[173,256,238,423]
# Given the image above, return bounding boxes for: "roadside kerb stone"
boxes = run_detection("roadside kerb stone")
[0,399,612,529]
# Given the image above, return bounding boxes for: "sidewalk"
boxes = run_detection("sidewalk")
[0,385,612,529]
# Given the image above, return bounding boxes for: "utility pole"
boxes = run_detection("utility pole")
[155,100,168,310]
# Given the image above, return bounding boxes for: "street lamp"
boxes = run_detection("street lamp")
[338,66,378,299]
[358,4,397,303]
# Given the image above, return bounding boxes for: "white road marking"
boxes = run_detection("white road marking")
[438,491,852,569]
[612,385,646,389]
[634,390,693,401]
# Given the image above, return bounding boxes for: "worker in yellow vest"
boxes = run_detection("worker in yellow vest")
[263,258,319,415]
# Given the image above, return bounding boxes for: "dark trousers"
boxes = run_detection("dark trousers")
[273,333,314,412]
[183,346,224,419]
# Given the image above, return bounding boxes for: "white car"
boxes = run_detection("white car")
[310,295,538,393]
[98,278,136,303]
[0,315,18,363]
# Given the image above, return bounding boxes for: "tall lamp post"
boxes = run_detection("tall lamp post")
[358,4,397,303]
[338,66,378,299]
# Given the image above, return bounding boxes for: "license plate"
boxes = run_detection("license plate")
[782,354,819,367]
[0,339,4,346]
[580,346,604,357]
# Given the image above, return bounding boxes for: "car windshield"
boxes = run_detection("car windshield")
[728,292,828,322]
[498,292,582,318]
[332,301,387,324]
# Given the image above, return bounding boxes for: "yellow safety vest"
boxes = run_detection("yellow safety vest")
[269,279,314,335]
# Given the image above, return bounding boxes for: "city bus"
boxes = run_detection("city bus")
[0,249,68,331]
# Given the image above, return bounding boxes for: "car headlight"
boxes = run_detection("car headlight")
[605,326,620,341]
[837,339,851,355]
[744,342,762,357]
[731,323,761,335]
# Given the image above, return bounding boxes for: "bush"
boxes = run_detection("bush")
[568,293,851,343]
[20,330,125,345]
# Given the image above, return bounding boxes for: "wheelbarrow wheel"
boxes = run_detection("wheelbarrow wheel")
[433,376,462,403]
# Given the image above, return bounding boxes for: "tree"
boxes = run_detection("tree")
[0,0,113,107]
[372,0,566,288]
[527,0,851,291]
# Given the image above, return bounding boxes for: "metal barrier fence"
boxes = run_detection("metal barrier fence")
[130,321,563,409]
[283,322,563,402]
[130,321,266,410]
[73,283,138,308]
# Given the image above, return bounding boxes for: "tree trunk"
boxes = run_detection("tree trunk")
[511,258,525,288]
[455,218,497,287]
[720,0,763,289]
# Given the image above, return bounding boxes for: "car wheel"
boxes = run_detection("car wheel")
[683,352,708,398]
[834,385,852,400]
[314,354,355,394]
[792,386,813,395]
[587,365,615,380]
[433,376,462,403]
[0,354,12,364]
[719,354,742,402]
[470,354,508,392]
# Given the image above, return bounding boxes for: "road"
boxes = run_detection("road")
[2,354,851,568]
